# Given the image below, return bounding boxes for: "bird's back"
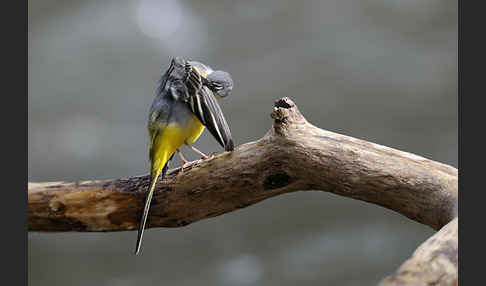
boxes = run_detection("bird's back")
[148,57,186,130]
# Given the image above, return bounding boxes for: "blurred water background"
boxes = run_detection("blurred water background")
[28,0,457,285]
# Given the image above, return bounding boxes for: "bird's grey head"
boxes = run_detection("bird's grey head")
[187,60,233,98]
[206,70,234,98]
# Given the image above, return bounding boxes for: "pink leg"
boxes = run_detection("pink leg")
[187,144,210,160]
[177,149,197,172]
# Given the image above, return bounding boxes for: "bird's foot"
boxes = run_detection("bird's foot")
[201,152,218,160]
[179,160,198,173]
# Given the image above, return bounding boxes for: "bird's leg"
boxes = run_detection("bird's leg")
[177,149,196,172]
[186,144,213,160]
[177,148,189,164]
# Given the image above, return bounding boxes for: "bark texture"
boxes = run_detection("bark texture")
[380,217,458,286]
[28,97,458,285]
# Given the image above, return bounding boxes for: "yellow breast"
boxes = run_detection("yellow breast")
[149,114,204,177]
[157,114,204,154]
[184,114,205,144]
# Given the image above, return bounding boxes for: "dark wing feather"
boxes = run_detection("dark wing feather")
[199,86,234,151]
[183,64,234,151]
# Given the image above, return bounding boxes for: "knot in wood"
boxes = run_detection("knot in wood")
[264,172,292,190]
[270,97,306,136]
[275,97,295,109]
[271,97,296,123]
[271,97,300,124]
[49,200,66,215]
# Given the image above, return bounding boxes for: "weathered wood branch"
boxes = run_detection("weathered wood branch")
[28,97,458,285]
[380,217,458,286]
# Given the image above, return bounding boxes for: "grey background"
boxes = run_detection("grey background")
[28,0,457,285]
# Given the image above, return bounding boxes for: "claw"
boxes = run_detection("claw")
[200,152,218,160]
[199,154,209,160]
[179,160,197,173]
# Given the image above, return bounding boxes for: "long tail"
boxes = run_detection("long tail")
[135,162,169,255]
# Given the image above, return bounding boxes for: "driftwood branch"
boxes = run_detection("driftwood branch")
[380,217,458,286]
[28,97,458,285]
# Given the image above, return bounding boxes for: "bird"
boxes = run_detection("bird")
[135,56,235,255]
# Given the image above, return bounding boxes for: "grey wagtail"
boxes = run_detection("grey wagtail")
[135,57,234,255]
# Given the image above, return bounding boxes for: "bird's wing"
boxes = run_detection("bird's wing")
[179,63,234,151]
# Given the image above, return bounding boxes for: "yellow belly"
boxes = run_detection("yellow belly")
[184,114,205,144]
[150,114,204,177]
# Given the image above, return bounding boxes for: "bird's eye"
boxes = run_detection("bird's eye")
[212,83,223,90]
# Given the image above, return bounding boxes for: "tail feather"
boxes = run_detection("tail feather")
[134,162,169,255]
